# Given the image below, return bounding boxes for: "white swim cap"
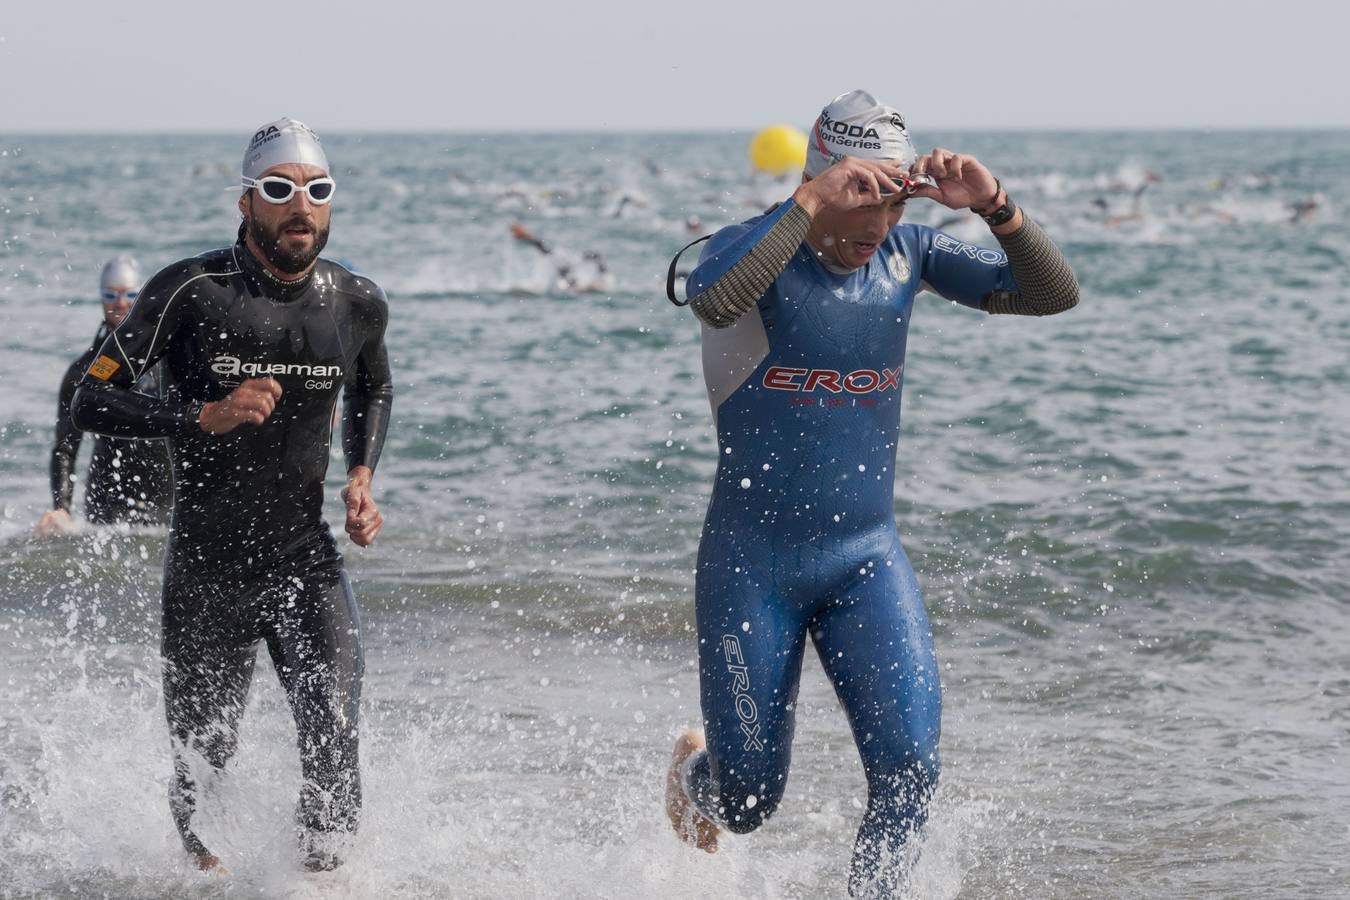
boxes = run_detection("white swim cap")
[241,117,329,180]
[100,254,143,293]
[804,90,916,177]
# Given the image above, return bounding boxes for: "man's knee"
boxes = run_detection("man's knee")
[169,718,243,772]
[198,728,242,770]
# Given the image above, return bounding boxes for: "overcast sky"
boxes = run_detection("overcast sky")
[3,0,1347,132]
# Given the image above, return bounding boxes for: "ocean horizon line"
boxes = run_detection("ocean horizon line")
[4,125,1349,139]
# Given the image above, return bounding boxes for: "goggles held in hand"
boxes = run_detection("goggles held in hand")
[878,172,938,199]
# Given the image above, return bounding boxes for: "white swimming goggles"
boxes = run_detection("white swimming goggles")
[240,175,337,205]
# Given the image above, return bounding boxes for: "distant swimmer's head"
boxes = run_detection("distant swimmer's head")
[99,254,143,328]
[237,117,333,278]
[803,89,916,179]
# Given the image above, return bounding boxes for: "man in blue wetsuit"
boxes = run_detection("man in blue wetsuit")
[664,90,1078,895]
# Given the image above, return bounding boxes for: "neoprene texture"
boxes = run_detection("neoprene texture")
[690,203,812,328]
[71,243,393,545]
[69,241,392,858]
[984,217,1080,315]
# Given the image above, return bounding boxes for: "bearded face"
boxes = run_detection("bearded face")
[238,163,333,278]
[246,206,330,275]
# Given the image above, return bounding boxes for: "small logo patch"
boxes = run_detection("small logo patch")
[87,355,120,381]
[887,251,911,282]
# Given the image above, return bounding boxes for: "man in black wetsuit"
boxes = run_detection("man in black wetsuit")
[71,118,393,872]
[37,256,171,535]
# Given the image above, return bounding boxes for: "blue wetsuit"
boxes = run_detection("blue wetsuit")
[681,199,1018,892]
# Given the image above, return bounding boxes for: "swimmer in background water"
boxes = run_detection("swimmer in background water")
[36,256,172,536]
[669,218,714,287]
[1092,182,1151,227]
[509,222,613,293]
[1209,171,1274,192]
[610,193,651,218]
[1104,168,1163,193]
[1196,177,1319,225]
[1287,195,1322,223]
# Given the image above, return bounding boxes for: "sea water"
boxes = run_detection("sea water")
[1,130,1347,898]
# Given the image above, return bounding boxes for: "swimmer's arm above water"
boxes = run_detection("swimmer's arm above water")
[687,159,906,328]
[509,223,552,255]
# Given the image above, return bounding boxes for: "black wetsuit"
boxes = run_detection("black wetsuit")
[50,323,171,524]
[70,239,393,860]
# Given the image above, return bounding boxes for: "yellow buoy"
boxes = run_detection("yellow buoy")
[749,125,807,176]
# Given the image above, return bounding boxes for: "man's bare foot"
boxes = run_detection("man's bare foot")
[194,851,225,872]
[35,508,73,537]
[302,849,344,872]
[300,830,346,872]
[666,729,720,853]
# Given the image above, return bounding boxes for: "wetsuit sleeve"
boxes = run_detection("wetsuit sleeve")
[70,267,202,438]
[342,293,393,474]
[984,217,1079,316]
[918,218,1078,316]
[50,358,87,510]
[686,201,812,328]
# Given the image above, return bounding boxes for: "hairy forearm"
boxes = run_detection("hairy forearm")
[982,217,1079,316]
[690,204,813,328]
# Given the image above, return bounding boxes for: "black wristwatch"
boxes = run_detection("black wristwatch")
[973,178,1017,227]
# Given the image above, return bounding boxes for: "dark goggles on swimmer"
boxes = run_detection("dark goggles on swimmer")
[100,288,138,303]
[241,175,337,205]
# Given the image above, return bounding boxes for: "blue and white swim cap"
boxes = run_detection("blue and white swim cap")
[804,90,916,177]
[241,117,329,180]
